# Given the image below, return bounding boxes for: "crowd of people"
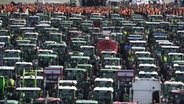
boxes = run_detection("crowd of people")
[0,1,183,17]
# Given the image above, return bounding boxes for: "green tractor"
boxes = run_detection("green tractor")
[46,43,67,65]
[64,68,86,83]
[93,87,114,104]
[58,86,77,104]
[94,78,113,87]
[37,54,58,69]
[68,56,90,68]
[16,87,41,104]
[99,69,117,80]
[15,62,33,77]
[163,81,184,103]
[0,76,5,100]
[23,32,38,44]
[18,44,37,62]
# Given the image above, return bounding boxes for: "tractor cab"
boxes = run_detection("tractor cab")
[169,89,184,104]
[0,66,15,78]
[111,17,124,26]
[35,24,50,34]
[93,87,114,104]
[173,60,184,66]
[58,80,77,86]
[177,30,184,45]
[18,44,37,62]
[81,23,93,32]
[46,43,67,55]
[168,53,184,63]
[163,81,184,103]
[161,46,180,55]
[0,36,10,45]
[138,71,159,79]
[160,22,170,30]
[11,19,26,25]
[58,86,77,104]
[0,30,9,36]
[37,54,58,68]
[95,78,113,87]
[69,17,82,28]
[9,25,24,34]
[135,51,150,57]
[103,57,121,67]
[23,32,38,44]
[77,64,93,78]
[67,30,82,41]
[28,15,40,24]
[155,40,173,52]
[99,69,117,81]
[15,62,33,77]
[64,68,86,82]
[19,27,35,34]
[91,18,102,32]
[154,41,171,56]
[132,27,145,34]
[139,64,157,72]
[122,23,136,33]
[173,63,184,71]
[137,57,156,65]
[69,56,90,67]
[130,47,146,56]
[51,18,61,28]
[48,33,63,43]
[0,13,9,27]
[43,41,57,48]
[3,57,21,66]
[71,40,87,51]
[4,50,21,57]
[175,71,184,82]
[44,28,59,35]
[80,46,95,57]
[145,22,160,32]
[100,51,117,58]
[16,87,41,104]
[177,22,184,30]
[60,21,73,31]
[149,15,163,22]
